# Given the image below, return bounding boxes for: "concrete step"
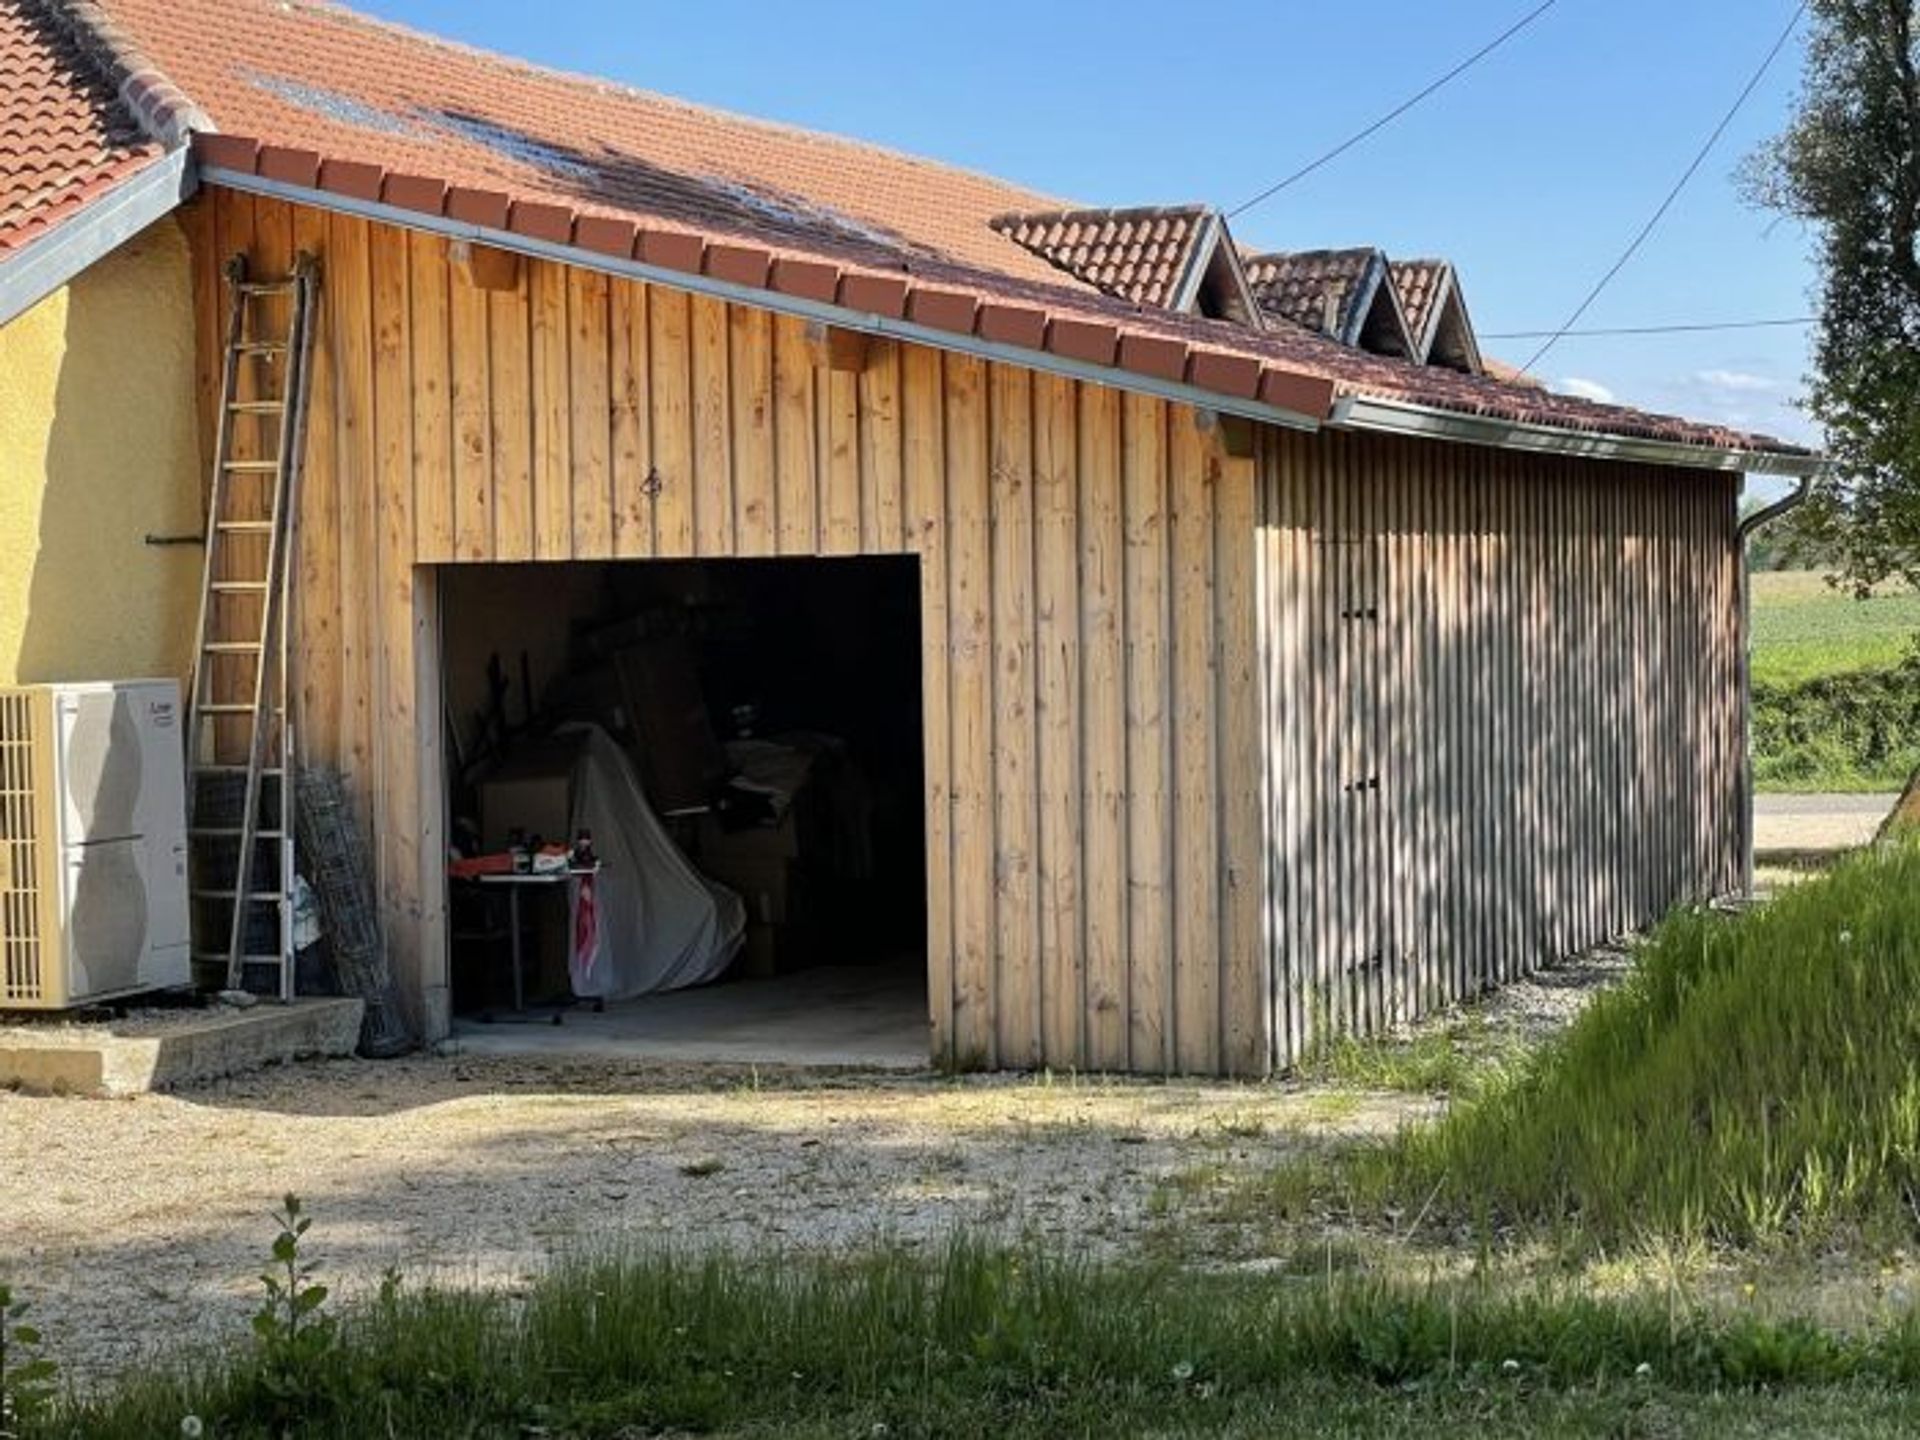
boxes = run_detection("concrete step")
[0,997,366,1096]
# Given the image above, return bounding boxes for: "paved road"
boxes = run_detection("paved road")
[1754,793,1900,817]
[1753,792,1897,855]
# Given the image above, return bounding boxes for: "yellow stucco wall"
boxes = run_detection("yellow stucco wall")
[0,217,203,687]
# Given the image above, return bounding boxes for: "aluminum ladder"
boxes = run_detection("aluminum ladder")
[185,253,319,999]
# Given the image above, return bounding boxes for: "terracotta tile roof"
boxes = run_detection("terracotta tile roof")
[9,0,1811,460]
[1244,248,1379,338]
[1387,257,1482,374]
[989,205,1213,309]
[0,0,162,255]
[1390,259,1449,346]
[88,0,1082,291]
[1481,356,1545,390]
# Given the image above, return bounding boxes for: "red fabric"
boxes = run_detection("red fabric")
[572,872,599,979]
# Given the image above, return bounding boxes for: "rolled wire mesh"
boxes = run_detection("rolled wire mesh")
[296,767,412,1057]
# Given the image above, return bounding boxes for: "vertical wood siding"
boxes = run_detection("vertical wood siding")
[189,190,1744,1075]
[190,191,1268,1073]
[1256,429,1744,1067]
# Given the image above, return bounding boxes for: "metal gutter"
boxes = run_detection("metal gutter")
[196,170,1831,477]
[1330,392,1828,478]
[199,168,1331,435]
[0,148,196,327]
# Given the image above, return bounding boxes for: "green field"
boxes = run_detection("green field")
[1749,570,1920,687]
[1749,571,1920,792]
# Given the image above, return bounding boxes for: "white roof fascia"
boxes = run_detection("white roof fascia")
[1331,393,1826,478]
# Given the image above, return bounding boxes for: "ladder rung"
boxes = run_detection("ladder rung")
[196,272,308,927]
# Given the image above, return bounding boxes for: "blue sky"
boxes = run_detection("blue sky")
[360,0,1818,453]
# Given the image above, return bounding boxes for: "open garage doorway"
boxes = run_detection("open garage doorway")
[436,555,928,1067]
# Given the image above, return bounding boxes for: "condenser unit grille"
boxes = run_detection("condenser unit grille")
[0,692,42,1003]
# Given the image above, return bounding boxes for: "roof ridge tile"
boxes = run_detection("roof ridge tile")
[26,0,209,146]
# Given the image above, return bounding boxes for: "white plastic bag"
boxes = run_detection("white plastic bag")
[291,874,323,952]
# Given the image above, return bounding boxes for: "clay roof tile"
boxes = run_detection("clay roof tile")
[0,0,165,255]
[0,0,1813,458]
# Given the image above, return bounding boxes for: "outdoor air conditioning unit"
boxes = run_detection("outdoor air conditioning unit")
[0,680,191,1009]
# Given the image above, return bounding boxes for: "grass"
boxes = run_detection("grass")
[27,1240,1920,1438]
[1750,571,1920,792]
[1749,571,1920,688]
[1314,1012,1522,1100]
[1349,840,1920,1246]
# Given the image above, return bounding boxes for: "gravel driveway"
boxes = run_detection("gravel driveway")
[0,1058,1422,1385]
[0,941,1648,1388]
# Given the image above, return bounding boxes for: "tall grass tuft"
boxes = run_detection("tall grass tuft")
[1370,841,1920,1244]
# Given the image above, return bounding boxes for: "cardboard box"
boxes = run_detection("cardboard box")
[739,923,777,979]
[696,809,800,862]
[737,920,809,978]
[703,854,793,925]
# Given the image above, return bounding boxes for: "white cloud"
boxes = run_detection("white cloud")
[1558,376,1616,404]
[1636,369,1820,449]
[1694,368,1782,394]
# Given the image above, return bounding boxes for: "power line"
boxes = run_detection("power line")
[1485,315,1816,339]
[1227,0,1560,219]
[1519,4,1808,374]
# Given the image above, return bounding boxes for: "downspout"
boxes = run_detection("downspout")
[1736,475,1814,544]
[1734,473,1815,893]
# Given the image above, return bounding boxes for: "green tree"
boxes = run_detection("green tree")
[1749,0,1920,822]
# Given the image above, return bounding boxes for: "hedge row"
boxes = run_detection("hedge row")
[1752,660,1920,791]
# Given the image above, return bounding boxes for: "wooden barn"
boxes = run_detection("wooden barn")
[0,0,1820,1074]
